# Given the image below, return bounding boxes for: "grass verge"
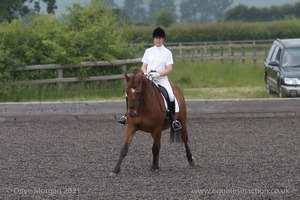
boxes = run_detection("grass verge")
[1,60,271,102]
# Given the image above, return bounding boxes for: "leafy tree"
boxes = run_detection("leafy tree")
[225,3,300,22]
[123,0,147,22]
[180,0,233,23]
[0,0,57,22]
[0,0,134,85]
[64,0,133,61]
[42,0,57,14]
[101,0,118,9]
[155,9,176,27]
[0,0,32,22]
[148,0,177,23]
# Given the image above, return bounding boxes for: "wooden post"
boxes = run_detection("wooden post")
[57,68,63,88]
[253,49,257,65]
[58,69,63,78]
[220,46,224,63]
[230,47,234,64]
[253,41,257,65]
[121,65,126,73]
[242,47,245,64]
[179,43,183,58]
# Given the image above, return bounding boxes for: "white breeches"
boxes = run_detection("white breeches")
[155,78,175,102]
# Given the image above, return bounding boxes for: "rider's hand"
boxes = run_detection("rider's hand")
[149,72,160,78]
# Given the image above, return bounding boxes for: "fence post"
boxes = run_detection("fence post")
[121,65,127,73]
[242,47,245,64]
[201,48,204,62]
[179,43,183,58]
[220,46,224,63]
[253,41,257,65]
[58,69,63,78]
[230,47,234,64]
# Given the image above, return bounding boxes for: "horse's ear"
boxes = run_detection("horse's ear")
[125,73,130,82]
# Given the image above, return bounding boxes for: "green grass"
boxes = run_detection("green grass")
[171,60,264,88]
[183,87,268,99]
[1,60,271,102]
[170,60,270,99]
[2,81,125,102]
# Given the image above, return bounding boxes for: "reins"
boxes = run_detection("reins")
[148,79,165,113]
[127,73,165,113]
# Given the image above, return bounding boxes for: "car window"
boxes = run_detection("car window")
[267,44,277,60]
[271,46,280,62]
[282,47,300,67]
[276,48,282,62]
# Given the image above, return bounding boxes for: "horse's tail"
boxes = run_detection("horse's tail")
[170,129,181,143]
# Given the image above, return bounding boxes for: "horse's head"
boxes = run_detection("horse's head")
[125,69,144,117]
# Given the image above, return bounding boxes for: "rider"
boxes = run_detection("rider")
[118,27,182,131]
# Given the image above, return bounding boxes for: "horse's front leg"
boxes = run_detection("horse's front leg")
[110,126,135,176]
[150,130,162,171]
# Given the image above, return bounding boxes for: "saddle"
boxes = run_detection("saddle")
[157,85,172,113]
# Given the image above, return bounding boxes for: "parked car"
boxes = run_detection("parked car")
[264,38,300,97]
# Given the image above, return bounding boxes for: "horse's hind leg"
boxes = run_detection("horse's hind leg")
[180,122,196,166]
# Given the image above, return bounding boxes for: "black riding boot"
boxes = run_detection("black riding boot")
[118,98,128,126]
[169,101,182,131]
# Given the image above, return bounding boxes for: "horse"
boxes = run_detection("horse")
[110,69,195,175]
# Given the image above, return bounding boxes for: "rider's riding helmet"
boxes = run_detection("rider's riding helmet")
[152,27,166,39]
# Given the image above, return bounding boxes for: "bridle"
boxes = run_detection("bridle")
[128,84,143,110]
[127,76,143,116]
[126,72,163,117]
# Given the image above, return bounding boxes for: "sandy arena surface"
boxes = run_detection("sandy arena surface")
[1,117,299,199]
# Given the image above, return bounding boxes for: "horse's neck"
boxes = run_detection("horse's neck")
[142,78,160,105]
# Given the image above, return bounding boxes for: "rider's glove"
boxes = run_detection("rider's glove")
[149,72,160,78]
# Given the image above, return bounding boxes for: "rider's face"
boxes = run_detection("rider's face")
[153,37,164,47]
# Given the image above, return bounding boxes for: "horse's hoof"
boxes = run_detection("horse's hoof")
[189,157,196,167]
[109,172,118,177]
[150,165,159,172]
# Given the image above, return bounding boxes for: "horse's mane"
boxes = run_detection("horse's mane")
[131,69,148,85]
[132,68,143,76]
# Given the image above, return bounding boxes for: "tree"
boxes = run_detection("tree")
[101,0,118,9]
[42,0,57,14]
[224,3,300,22]
[64,0,133,61]
[0,0,32,22]
[123,0,147,22]
[180,0,233,23]
[148,0,177,23]
[0,0,57,22]
[155,9,176,27]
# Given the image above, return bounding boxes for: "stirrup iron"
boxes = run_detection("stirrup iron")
[172,120,182,130]
[118,116,127,126]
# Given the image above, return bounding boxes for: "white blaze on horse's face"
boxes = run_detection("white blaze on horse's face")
[131,88,136,98]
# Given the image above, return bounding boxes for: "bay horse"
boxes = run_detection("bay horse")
[111,69,195,175]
